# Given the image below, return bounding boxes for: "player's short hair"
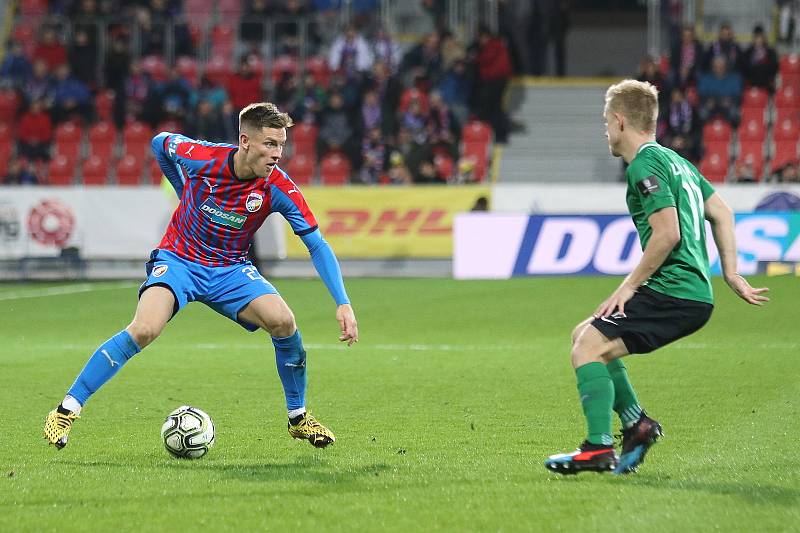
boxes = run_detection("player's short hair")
[604,79,659,133]
[239,102,293,132]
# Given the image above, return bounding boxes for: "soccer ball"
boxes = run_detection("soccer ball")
[160,406,215,459]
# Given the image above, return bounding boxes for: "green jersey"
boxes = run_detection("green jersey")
[625,141,716,304]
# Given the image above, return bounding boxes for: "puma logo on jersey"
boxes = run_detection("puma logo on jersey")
[287,188,298,194]
[203,178,216,194]
[185,145,195,156]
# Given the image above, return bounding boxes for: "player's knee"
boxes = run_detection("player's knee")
[570,341,602,369]
[267,311,296,338]
[126,321,162,348]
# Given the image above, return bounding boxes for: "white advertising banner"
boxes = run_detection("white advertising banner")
[0,187,286,260]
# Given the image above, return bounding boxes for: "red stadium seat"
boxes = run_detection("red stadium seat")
[141,55,168,82]
[204,55,231,87]
[20,0,47,16]
[0,143,11,176]
[88,121,117,144]
[217,0,241,14]
[211,25,235,57]
[771,140,799,172]
[462,141,489,181]
[320,152,351,185]
[123,121,152,157]
[773,116,800,141]
[775,106,799,126]
[176,56,199,86]
[81,155,111,185]
[434,154,454,180]
[272,55,299,85]
[55,121,83,144]
[305,55,331,87]
[736,141,765,180]
[47,154,76,185]
[285,154,315,185]
[150,159,164,185]
[291,122,318,155]
[737,118,766,142]
[741,87,769,109]
[95,90,115,122]
[701,119,732,143]
[462,120,493,145]
[775,85,800,108]
[12,26,36,56]
[780,53,800,76]
[0,90,21,123]
[698,151,728,183]
[53,140,81,164]
[782,73,800,90]
[0,123,12,143]
[116,154,144,185]
[740,107,765,127]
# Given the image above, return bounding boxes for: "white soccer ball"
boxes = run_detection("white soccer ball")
[160,405,215,459]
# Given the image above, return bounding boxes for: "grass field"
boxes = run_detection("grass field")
[1,276,798,532]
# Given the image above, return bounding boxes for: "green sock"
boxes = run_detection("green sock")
[606,358,642,428]
[575,362,614,446]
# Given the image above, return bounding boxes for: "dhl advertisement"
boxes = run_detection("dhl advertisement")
[286,186,490,258]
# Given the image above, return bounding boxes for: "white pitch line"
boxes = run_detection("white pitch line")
[0,281,139,301]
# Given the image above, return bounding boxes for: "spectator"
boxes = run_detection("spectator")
[742,25,778,92]
[437,58,471,128]
[0,41,33,89]
[427,90,458,156]
[104,37,132,127]
[401,33,443,86]
[363,60,402,134]
[360,88,383,133]
[388,127,431,179]
[662,88,700,161]
[669,25,704,89]
[274,72,299,111]
[386,151,412,184]
[220,100,239,143]
[636,56,669,109]
[703,22,742,73]
[289,73,327,123]
[52,63,93,123]
[731,160,757,183]
[68,28,98,89]
[359,127,386,184]
[698,56,743,125]
[471,196,489,211]
[328,24,374,81]
[3,157,38,185]
[160,67,195,124]
[471,26,512,143]
[414,158,442,184]
[23,60,56,110]
[32,26,68,71]
[125,61,153,122]
[402,99,429,145]
[196,75,228,112]
[226,57,263,112]
[371,26,402,73]
[455,156,478,183]
[187,100,224,141]
[772,161,800,183]
[17,98,53,162]
[317,92,355,162]
[274,0,320,56]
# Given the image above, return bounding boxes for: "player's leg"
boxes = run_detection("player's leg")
[44,286,175,449]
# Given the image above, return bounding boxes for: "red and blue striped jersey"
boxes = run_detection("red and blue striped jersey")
[151,132,318,267]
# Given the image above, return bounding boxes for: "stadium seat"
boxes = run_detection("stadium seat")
[217,0,241,15]
[272,55,300,85]
[47,154,76,185]
[773,115,800,141]
[211,25,235,57]
[462,120,493,145]
[737,118,766,142]
[20,0,47,16]
[246,55,266,80]
[150,159,164,185]
[88,121,117,144]
[736,141,765,180]
[285,154,315,185]
[123,121,153,158]
[0,143,11,177]
[176,56,199,86]
[81,155,111,185]
[204,55,231,87]
[775,85,800,108]
[434,154,454,181]
[12,25,36,56]
[782,73,800,90]
[0,123,12,144]
[116,154,144,185]
[320,152,351,185]
[462,141,489,181]
[775,106,799,126]
[55,121,83,144]
[95,90,115,122]
[740,107,765,128]
[0,90,21,124]
[305,55,331,87]
[141,55,168,82]
[698,152,728,183]
[741,87,769,109]
[771,140,799,172]
[291,123,318,155]
[780,53,800,76]
[701,119,732,143]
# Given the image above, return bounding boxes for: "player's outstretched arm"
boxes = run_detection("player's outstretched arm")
[704,193,770,305]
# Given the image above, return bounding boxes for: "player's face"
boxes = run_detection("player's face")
[244,127,286,176]
[604,110,622,157]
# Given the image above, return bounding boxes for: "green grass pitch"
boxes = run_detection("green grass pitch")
[1,276,798,532]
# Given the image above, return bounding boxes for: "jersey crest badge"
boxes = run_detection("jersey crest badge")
[246,192,263,212]
[637,176,661,196]
[152,265,168,277]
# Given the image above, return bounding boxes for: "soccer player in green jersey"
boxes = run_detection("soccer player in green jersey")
[544,79,770,475]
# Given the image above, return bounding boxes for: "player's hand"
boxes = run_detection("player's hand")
[726,274,770,306]
[594,283,636,318]
[336,303,359,346]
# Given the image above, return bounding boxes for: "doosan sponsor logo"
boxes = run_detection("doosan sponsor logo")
[200,199,247,229]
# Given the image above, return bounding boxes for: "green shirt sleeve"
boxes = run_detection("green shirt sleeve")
[697,175,716,200]
[627,158,676,218]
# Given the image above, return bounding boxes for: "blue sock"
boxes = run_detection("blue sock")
[272,330,307,411]
[67,330,141,406]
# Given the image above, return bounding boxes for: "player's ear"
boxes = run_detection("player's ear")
[239,131,249,151]
[615,113,624,132]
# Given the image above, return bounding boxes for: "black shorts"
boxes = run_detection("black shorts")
[591,286,713,354]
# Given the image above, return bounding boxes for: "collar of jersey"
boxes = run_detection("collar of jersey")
[637,141,659,155]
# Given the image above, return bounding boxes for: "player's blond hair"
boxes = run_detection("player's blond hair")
[604,79,659,133]
[239,102,294,131]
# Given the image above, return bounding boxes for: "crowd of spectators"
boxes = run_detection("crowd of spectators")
[0,0,520,186]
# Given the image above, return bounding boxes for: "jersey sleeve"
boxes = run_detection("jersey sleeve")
[269,176,319,236]
[697,174,716,200]
[151,132,229,197]
[627,157,676,218]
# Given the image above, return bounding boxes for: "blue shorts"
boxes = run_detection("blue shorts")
[138,249,278,332]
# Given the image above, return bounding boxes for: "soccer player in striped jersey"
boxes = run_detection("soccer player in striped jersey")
[544,80,769,475]
[44,102,357,450]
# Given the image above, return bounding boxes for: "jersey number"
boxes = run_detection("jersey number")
[242,266,265,282]
[671,162,705,241]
